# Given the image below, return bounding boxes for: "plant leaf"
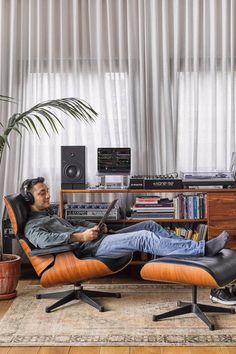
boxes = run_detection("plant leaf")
[24,116,41,138]
[11,126,22,136]
[0,97,98,161]
[17,122,30,132]
[0,95,15,103]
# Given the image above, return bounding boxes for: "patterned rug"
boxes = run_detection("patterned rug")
[0,283,236,346]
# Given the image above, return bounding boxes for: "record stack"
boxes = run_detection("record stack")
[130,196,175,219]
[173,193,207,219]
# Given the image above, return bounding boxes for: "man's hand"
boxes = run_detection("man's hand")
[70,226,99,242]
[99,222,108,235]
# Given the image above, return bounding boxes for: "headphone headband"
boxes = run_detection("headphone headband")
[20,177,45,204]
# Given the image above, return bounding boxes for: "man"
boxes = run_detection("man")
[21,177,229,260]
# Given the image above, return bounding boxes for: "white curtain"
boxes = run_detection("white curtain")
[1,0,236,205]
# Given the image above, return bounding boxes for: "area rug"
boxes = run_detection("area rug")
[0,283,236,346]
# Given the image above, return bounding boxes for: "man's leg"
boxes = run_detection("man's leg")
[113,221,228,256]
[95,229,205,258]
[114,220,181,239]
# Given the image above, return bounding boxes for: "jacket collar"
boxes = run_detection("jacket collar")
[29,209,51,219]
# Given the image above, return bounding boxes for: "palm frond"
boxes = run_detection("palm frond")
[15,98,97,126]
[0,97,98,164]
[0,95,15,103]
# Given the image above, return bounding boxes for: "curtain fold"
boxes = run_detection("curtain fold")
[0,0,236,207]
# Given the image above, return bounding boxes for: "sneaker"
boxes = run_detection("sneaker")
[210,288,236,305]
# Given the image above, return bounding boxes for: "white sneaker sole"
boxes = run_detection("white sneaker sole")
[210,295,236,306]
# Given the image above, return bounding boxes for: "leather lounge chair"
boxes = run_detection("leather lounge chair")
[4,194,132,313]
[141,251,236,330]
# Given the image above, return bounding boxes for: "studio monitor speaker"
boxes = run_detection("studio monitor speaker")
[61,146,86,189]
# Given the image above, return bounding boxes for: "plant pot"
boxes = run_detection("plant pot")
[0,254,21,300]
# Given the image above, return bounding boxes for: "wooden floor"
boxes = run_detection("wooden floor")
[1,273,236,354]
[1,345,236,354]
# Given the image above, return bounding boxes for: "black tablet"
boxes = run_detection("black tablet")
[97,199,118,227]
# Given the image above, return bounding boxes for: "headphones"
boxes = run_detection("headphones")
[20,177,45,205]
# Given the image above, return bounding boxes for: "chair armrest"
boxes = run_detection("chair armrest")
[29,242,80,256]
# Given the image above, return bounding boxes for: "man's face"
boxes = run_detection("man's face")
[31,182,51,211]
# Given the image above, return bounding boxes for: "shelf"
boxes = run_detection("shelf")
[125,218,207,223]
[61,188,128,193]
[61,188,236,194]
[66,218,207,224]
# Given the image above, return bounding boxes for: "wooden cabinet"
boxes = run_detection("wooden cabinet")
[60,188,236,252]
[207,191,236,249]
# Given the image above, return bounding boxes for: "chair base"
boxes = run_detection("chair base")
[36,283,121,313]
[152,285,235,330]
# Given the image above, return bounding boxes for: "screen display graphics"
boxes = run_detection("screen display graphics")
[97,148,131,174]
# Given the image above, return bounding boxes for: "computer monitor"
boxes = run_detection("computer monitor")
[97,147,131,174]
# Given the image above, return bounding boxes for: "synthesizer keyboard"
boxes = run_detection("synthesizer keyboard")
[129,175,183,189]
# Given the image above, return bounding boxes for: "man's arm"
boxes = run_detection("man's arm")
[25,222,99,249]
[70,226,99,242]
[25,223,72,248]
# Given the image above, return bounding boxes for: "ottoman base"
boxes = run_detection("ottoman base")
[152,285,235,330]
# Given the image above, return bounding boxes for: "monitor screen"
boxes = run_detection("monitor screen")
[97,148,131,174]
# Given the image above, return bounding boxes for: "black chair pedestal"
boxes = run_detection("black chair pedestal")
[36,283,121,313]
[152,285,235,330]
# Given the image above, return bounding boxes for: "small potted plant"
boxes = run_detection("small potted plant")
[0,94,97,299]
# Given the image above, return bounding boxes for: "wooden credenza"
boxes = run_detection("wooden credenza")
[60,188,236,253]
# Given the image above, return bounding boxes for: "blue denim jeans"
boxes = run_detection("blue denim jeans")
[95,221,205,258]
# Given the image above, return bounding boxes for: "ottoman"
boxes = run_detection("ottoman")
[140,249,236,330]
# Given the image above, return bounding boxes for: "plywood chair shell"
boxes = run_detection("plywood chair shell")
[141,262,219,288]
[40,252,113,288]
[19,239,54,276]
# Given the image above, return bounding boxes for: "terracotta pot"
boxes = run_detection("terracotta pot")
[0,254,21,299]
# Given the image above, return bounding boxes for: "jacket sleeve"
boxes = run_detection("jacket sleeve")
[75,220,97,228]
[25,223,72,249]
[55,215,96,229]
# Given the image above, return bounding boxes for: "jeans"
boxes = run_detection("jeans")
[95,220,205,258]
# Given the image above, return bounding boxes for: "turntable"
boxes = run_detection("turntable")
[181,171,235,188]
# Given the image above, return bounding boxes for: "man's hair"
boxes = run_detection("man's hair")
[20,177,45,204]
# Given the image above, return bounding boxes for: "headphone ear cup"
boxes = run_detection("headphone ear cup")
[24,191,34,205]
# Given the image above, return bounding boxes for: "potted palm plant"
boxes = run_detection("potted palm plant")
[0,94,97,299]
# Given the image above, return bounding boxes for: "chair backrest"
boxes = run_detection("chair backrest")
[3,194,55,277]
[3,194,30,237]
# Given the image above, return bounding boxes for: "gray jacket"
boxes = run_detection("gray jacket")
[24,210,107,257]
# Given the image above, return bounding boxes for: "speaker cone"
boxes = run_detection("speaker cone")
[64,164,82,179]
